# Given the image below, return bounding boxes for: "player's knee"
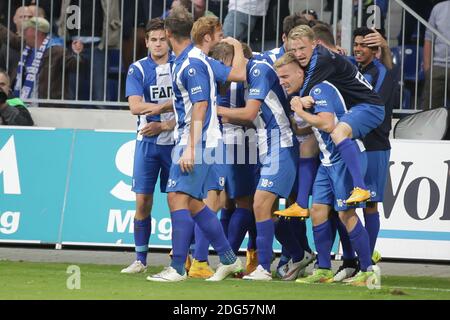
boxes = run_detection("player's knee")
[167,192,181,212]
[331,123,351,144]
[364,202,378,214]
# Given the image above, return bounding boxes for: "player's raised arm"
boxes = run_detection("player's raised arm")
[221,37,247,82]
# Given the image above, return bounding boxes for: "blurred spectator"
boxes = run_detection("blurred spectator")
[301,9,318,22]
[58,0,120,107]
[222,0,270,41]
[0,69,34,126]
[28,5,46,19]
[0,17,84,107]
[13,6,33,34]
[421,0,450,109]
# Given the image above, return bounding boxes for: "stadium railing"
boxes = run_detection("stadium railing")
[2,0,447,114]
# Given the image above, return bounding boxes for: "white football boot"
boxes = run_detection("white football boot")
[206,258,243,282]
[121,260,147,274]
[242,265,272,281]
[146,266,187,282]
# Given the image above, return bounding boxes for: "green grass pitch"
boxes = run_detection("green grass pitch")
[1,260,450,300]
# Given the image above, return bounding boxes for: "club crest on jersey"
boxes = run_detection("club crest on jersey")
[128,68,134,75]
[188,68,196,77]
[150,86,173,100]
[313,88,321,95]
[252,68,261,77]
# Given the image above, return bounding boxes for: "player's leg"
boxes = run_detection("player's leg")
[338,208,380,286]
[296,165,335,284]
[330,210,360,282]
[363,149,390,263]
[275,135,319,218]
[241,190,277,281]
[332,104,385,204]
[244,146,299,281]
[122,141,158,274]
[188,197,243,281]
[189,167,226,278]
[330,122,370,203]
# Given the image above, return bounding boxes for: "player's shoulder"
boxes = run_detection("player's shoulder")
[249,59,275,77]
[309,81,338,98]
[128,57,149,77]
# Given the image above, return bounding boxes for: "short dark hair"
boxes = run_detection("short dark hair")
[312,23,335,47]
[165,6,194,40]
[145,18,165,37]
[282,14,309,36]
[353,27,379,50]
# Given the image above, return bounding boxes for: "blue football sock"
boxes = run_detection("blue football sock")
[313,220,333,269]
[289,218,312,253]
[193,223,210,262]
[227,208,253,254]
[348,218,372,271]
[275,218,304,263]
[336,138,367,189]
[192,206,236,265]
[256,219,275,272]
[337,218,356,260]
[170,209,195,275]
[220,208,233,237]
[247,213,257,250]
[364,212,380,255]
[329,213,338,244]
[296,157,319,208]
[134,216,151,266]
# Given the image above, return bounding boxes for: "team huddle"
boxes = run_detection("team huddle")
[122,6,395,286]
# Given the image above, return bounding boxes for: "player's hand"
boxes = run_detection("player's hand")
[72,40,84,55]
[364,29,388,49]
[140,122,163,136]
[300,96,315,108]
[221,37,241,47]
[335,45,348,56]
[290,96,305,114]
[179,146,195,173]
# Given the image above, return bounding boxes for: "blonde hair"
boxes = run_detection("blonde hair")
[191,16,221,45]
[288,25,315,41]
[273,52,302,70]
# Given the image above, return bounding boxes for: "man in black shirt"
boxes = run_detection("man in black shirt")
[333,27,398,282]
[287,25,385,206]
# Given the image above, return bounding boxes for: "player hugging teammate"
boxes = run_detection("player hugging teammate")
[123,7,395,286]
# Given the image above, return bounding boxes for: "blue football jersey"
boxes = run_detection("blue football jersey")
[246,59,293,155]
[217,81,247,145]
[126,54,175,145]
[171,44,230,148]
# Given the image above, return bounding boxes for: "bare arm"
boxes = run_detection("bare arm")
[139,118,176,136]
[179,101,208,173]
[221,37,247,82]
[217,100,261,123]
[291,97,335,133]
[128,96,173,115]
[364,29,393,70]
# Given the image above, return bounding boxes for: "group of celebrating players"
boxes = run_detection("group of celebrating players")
[121,5,396,286]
